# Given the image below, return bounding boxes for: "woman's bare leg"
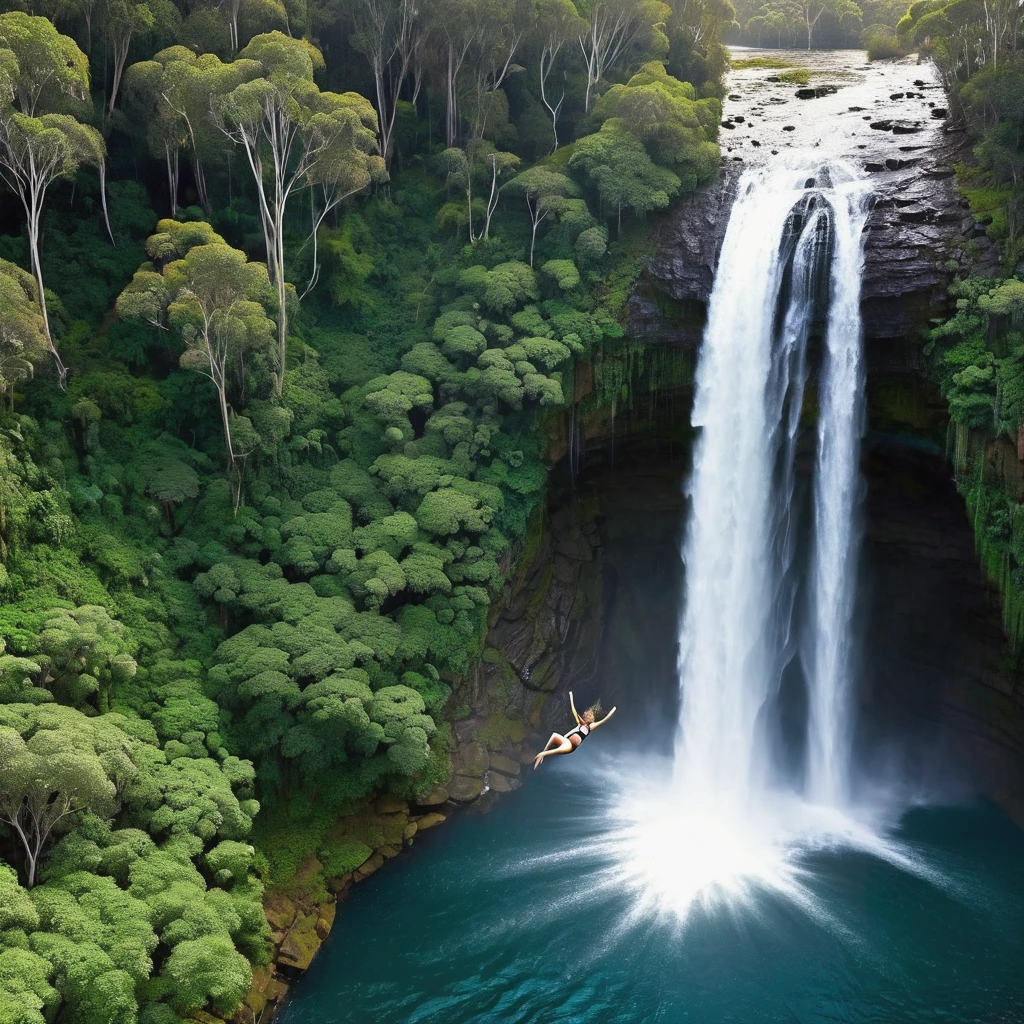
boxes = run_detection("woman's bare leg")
[534,736,573,769]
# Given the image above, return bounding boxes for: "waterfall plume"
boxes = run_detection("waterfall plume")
[609,160,891,922]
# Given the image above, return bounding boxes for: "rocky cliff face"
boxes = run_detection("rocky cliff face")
[628,51,986,368]
[861,441,1024,822]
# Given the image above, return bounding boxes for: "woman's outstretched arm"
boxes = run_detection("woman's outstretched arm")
[592,706,617,729]
[569,690,582,724]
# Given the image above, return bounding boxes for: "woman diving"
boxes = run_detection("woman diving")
[532,691,617,769]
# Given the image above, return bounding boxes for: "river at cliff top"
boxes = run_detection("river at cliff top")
[278,52,1024,1023]
[719,46,946,164]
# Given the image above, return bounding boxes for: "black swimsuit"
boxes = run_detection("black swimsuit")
[567,722,591,744]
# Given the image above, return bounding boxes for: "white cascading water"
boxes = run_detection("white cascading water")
[805,184,870,806]
[673,165,831,808]
[604,160,921,924]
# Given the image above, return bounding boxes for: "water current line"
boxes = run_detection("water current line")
[805,179,871,806]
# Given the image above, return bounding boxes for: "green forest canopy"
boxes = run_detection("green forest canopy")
[0,0,732,1020]
[1,0,1024,1017]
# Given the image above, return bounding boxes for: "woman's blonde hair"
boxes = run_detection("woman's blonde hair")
[582,701,602,724]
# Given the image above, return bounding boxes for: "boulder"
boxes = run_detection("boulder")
[264,895,298,936]
[449,775,485,803]
[488,753,521,776]
[278,912,321,972]
[416,785,449,806]
[354,852,385,880]
[488,772,516,793]
[315,903,336,941]
[416,812,447,830]
[452,740,488,777]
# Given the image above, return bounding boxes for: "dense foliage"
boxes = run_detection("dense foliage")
[927,277,1024,654]
[0,0,726,1020]
[899,0,1024,255]
[906,0,1024,657]
[729,0,906,52]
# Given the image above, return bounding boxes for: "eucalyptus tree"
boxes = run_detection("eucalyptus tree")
[465,0,532,138]
[216,32,384,391]
[533,0,584,151]
[117,220,276,472]
[0,13,104,384]
[124,46,253,216]
[0,705,131,888]
[350,0,426,166]
[763,8,792,44]
[476,141,520,238]
[124,45,190,216]
[426,0,478,146]
[506,166,580,264]
[796,0,859,47]
[576,0,670,111]
[223,0,288,51]
[103,0,156,117]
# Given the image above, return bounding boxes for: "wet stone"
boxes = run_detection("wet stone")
[354,852,385,879]
[416,785,449,806]
[449,776,485,803]
[416,812,447,830]
[488,772,516,794]
[488,753,521,776]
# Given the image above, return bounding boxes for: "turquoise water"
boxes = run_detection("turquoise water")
[280,761,1024,1024]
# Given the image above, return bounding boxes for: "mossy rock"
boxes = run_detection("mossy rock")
[481,646,507,665]
[525,651,558,692]
[415,785,449,806]
[416,812,446,829]
[448,776,485,802]
[354,851,386,879]
[453,740,488,776]
[278,912,322,971]
[525,565,554,618]
[476,713,528,749]
[319,839,373,878]
[324,807,408,859]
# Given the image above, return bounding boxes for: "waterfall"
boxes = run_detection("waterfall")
[676,160,869,812]
[805,183,870,805]
[604,161,927,924]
